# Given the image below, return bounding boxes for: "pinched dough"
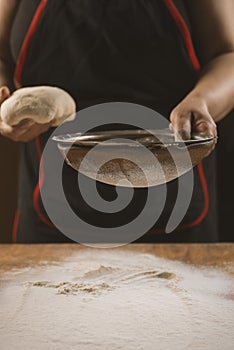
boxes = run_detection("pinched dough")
[0,86,76,126]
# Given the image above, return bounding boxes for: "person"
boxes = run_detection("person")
[0,0,234,243]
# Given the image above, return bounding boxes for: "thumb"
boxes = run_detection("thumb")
[0,86,11,104]
[170,108,192,141]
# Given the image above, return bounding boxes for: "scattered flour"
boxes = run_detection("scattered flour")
[0,250,233,350]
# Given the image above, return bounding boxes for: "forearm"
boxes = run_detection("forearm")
[190,53,234,122]
[170,53,234,139]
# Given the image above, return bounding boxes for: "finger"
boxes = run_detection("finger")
[0,122,23,142]
[0,120,51,142]
[193,112,217,138]
[15,122,52,142]
[170,109,192,141]
[169,123,173,131]
[0,120,13,134]
[0,86,11,104]
[0,119,34,136]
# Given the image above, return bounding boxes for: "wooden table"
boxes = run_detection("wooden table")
[1,243,234,273]
[1,244,234,350]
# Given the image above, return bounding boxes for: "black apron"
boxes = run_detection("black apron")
[11,0,218,243]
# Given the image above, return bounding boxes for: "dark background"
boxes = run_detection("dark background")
[0,137,19,243]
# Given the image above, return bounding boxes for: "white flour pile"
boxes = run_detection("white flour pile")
[0,250,233,350]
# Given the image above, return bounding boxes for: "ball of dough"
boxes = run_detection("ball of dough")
[0,86,76,126]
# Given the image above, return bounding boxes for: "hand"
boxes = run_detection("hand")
[170,94,217,141]
[0,86,52,142]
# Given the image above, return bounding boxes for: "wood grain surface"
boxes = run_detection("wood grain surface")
[1,243,233,273]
